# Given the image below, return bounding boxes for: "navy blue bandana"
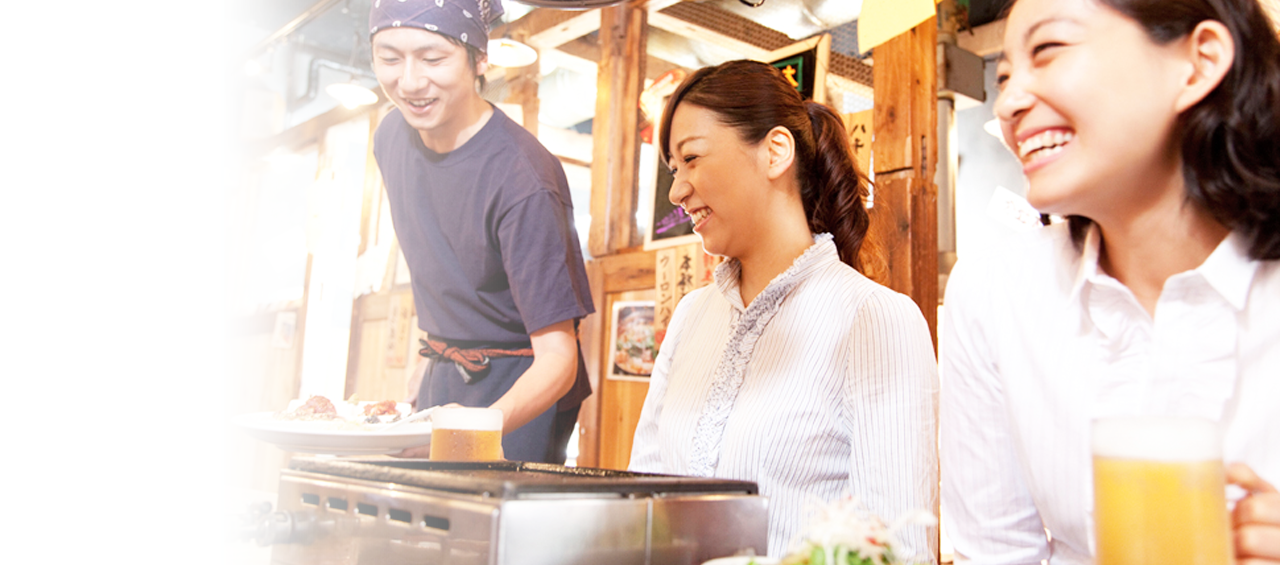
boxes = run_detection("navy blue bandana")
[369,0,504,53]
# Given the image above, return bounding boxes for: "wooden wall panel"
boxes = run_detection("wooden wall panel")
[599,378,651,470]
[575,259,608,468]
[580,249,656,470]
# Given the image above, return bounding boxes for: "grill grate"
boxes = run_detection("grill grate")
[288,458,759,498]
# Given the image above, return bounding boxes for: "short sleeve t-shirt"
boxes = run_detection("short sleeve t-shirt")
[373,106,594,344]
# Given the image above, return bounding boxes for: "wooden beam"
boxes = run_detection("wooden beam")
[528,10,602,51]
[540,46,600,77]
[504,29,542,137]
[494,3,868,88]
[645,0,684,13]
[557,35,687,82]
[870,17,939,350]
[489,8,586,48]
[246,100,386,158]
[588,1,647,257]
[830,73,874,102]
[647,11,773,61]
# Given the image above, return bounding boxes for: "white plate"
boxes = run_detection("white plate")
[701,557,778,565]
[233,412,433,455]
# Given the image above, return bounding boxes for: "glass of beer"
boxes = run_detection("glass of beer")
[1092,416,1232,565]
[429,407,503,461]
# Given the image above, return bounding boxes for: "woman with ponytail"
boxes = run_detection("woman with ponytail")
[628,60,938,561]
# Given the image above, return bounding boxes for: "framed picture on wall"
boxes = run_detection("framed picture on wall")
[606,301,657,382]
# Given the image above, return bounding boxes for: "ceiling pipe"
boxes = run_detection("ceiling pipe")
[509,0,629,8]
[292,58,378,110]
[247,0,346,58]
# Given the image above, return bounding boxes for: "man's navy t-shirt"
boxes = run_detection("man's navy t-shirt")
[373,106,594,405]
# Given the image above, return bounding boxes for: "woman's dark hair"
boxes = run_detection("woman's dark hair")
[1045,0,1280,259]
[658,59,883,276]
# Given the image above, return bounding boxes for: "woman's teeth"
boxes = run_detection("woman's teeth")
[689,208,710,226]
[1017,130,1074,162]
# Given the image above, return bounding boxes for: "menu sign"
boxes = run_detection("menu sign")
[771,49,818,101]
[654,243,718,349]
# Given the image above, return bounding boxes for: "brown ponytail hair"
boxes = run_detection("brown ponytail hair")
[658,59,883,276]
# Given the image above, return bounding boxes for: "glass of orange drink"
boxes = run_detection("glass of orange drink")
[1092,416,1233,565]
[429,407,503,461]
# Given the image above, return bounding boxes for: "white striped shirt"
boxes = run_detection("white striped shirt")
[630,234,940,561]
[940,224,1280,565]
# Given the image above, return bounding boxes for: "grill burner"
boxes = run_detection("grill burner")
[251,457,769,565]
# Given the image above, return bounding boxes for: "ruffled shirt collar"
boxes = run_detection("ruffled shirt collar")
[711,232,838,311]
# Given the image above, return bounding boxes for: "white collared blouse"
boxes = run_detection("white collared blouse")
[630,234,940,561]
[940,223,1280,565]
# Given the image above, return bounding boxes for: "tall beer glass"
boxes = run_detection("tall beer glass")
[1092,416,1232,565]
[430,407,503,461]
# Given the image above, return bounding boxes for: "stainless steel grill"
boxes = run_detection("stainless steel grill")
[247,457,769,565]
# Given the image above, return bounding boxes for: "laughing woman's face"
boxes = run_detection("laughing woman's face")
[994,0,1191,221]
[665,103,775,260]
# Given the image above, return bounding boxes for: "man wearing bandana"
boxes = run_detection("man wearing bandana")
[369,0,594,463]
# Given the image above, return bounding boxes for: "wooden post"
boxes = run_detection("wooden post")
[504,29,541,137]
[587,0,647,257]
[870,17,939,348]
[576,259,607,468]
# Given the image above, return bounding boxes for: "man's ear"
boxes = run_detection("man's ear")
[763,126,796,181]
[475,55,490,78]
[1174,19,1234,113]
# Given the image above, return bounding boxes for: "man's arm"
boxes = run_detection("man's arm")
[488,319,578,434]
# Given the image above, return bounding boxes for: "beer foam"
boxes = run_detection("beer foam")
[431,407,504,431]
[1091,417,1222,461]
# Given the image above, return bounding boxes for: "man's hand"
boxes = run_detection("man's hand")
[395,443,433,458]
[1228,462,1280,565]
[392,402,463,458]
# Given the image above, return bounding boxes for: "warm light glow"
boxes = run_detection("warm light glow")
[325,81,378,109]
[244,59,265,77]
[487,38,538,68]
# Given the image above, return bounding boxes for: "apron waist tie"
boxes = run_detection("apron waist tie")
[418,338,534,383]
